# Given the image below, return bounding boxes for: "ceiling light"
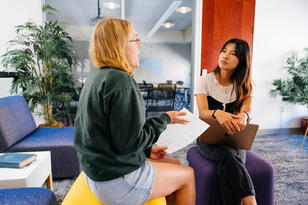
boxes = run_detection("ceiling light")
[162,22,175,28]
[147,0,182,37]
[176,6,192,14]
[103,2,120,10]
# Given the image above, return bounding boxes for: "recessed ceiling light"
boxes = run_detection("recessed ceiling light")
[162,22,175,28]
[103,2,120,10]
[176,6,192,14]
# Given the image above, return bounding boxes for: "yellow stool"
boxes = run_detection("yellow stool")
[62,172,166,205]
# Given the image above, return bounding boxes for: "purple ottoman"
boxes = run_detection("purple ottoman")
[187,146,274,205]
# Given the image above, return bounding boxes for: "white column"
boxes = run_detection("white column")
[191,0,203,115]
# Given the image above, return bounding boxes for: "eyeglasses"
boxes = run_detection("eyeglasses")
[128,38,141,48]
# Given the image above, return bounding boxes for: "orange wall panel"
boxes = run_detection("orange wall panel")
[201,0,255,74]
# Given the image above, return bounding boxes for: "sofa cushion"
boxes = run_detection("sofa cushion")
[8,127,80,178]
[0,95,36,152]
[0,187,57,205]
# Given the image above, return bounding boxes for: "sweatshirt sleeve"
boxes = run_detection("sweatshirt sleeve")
[144,147,152,157]
[105,87,170,155]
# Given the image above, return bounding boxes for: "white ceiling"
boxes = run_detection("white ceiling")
[45,0,193,31]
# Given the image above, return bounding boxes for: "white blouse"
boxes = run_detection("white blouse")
[194,72,254,111]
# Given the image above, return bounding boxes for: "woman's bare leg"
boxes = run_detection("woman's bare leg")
[147,157,180,205]
[147,160,195,205]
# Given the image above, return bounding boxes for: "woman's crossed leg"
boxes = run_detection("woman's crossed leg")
[147,157,195,205]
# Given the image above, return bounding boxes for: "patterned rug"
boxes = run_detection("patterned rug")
[52,132,308,205]
[250,133,308,205]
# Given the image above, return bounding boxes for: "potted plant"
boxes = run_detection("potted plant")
[271,48,308,133]
[1,5,78,127]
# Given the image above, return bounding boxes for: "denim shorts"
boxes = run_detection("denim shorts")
[85,161,155,205]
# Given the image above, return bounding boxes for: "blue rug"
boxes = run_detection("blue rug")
[168,132,308,205]
[251,133,308,205]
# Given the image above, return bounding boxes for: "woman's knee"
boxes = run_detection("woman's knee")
[172,166,195,187]
[182,166,195,183]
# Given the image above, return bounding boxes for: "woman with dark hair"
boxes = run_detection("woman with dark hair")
[195,38,257,205]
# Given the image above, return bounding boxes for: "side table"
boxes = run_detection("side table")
[0,151,53,190]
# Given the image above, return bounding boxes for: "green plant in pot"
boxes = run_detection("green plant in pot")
[1,5,78,127]
[271,48,308,133]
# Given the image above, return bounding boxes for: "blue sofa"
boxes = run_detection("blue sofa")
[0,95,80,178]
[0,187,57,205]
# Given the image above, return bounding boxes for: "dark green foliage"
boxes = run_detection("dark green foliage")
[271,48,308,108]
[1,5,78,122]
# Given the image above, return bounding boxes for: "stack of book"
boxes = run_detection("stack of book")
[0,153,37,168]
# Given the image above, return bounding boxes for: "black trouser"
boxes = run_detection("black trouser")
[197,139,255,205]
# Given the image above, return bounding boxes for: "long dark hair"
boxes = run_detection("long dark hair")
[214,38,252,113]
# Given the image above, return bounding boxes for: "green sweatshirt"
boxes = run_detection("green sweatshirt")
[74,67,170,181]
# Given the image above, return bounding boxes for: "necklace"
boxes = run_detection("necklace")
[213,73,235,110]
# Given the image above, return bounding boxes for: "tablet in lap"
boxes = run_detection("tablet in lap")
[199,120,259,150]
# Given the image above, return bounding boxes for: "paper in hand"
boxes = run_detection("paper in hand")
[156,108,209,154]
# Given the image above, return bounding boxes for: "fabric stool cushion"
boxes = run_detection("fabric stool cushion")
[0,187,57,205]
[187,146,274,205]
[0,95,36,152]
[61,172,166,205]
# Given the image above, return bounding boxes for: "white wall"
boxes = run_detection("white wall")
[252,0,308,129]
[0,0,42,62]
[0,0,42,97]
[134,43,191,86]
[0,0,43,125]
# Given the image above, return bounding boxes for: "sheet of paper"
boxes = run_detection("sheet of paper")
[156,108,209,154]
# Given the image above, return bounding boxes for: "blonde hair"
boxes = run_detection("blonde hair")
[89,17,133,76]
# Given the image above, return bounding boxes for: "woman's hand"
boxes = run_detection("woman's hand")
[166,111,189,124]
[234,113,248,131]
[150,145,168,160]
[215,110,240,134]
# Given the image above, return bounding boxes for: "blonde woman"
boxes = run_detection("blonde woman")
[74,17,195,205]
